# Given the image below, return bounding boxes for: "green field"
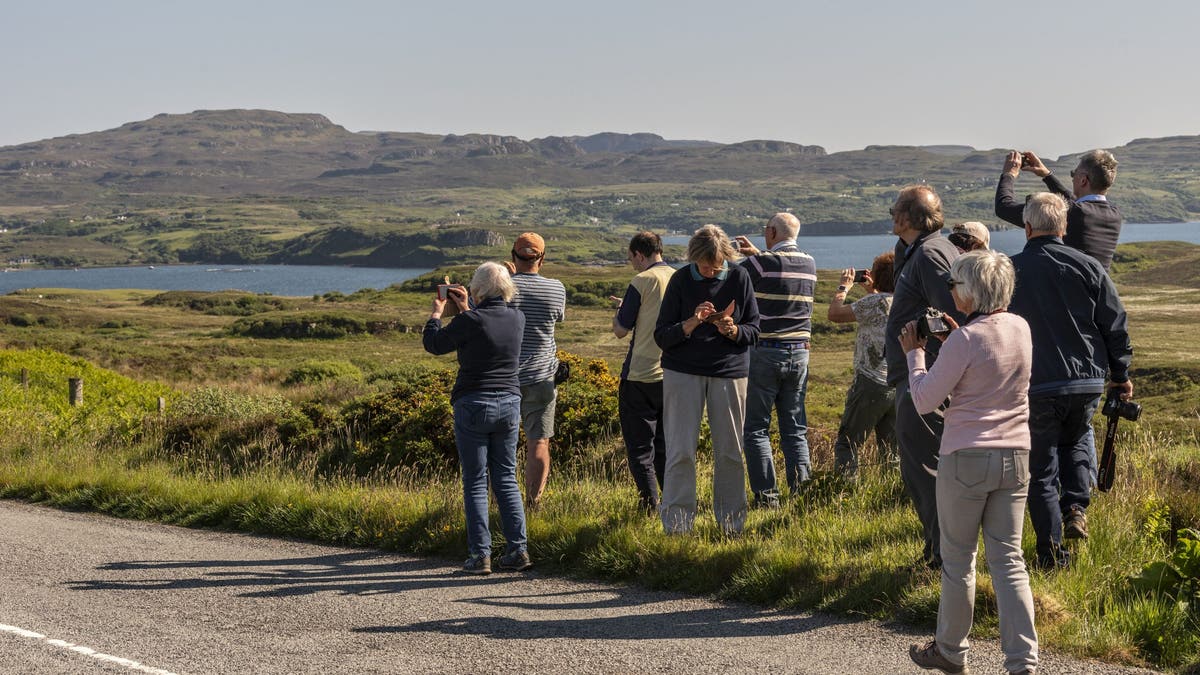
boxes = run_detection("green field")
[1,241,1199,671]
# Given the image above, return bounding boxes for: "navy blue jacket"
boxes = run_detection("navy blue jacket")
[1009,236,1131,397]
[654,262,760,379]
[422,297,524,402]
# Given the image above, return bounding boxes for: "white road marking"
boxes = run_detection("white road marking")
[0,623,177,674]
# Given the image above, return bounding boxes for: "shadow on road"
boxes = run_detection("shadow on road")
[67,552,524,597]
[356,588,858,641]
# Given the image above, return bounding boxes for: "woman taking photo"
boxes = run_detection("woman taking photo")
[898,249,1038,675]
[827,251,897,478]
[423,262,531,575]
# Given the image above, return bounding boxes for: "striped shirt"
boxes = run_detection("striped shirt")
[740,242,816,343]
[511,272,567,386]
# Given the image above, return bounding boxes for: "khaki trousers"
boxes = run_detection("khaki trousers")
[660,370,748,534]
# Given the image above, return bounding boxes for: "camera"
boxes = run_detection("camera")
[853,269,869,284]
[916,307,951,340]
[1102,390,1141,421]
[1020,154,1031,168]
[1097,389,1141,492]
[437,283,464,300]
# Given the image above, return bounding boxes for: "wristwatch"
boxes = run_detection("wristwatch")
[836,285,848,293]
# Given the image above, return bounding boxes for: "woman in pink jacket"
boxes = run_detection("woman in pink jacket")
[899,249,1037,675]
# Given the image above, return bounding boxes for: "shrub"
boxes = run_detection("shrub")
[285,360,363,386]
[162,387,313,468]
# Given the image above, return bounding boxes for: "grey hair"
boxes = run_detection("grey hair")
[686,224,738,264]
[1077,149,1118,192]
[950,249,1015,314]
[469,261,516,303]
[767,212,800,239]
[1023,192,1068,235]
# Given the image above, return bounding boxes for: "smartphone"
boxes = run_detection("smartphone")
[853,269,869,284]
[437,283,464,300]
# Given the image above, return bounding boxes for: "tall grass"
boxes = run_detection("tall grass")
[2,385,1196,671]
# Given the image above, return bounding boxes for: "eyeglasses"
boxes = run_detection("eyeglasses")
[888,206,897,217]
[947,279,962,290]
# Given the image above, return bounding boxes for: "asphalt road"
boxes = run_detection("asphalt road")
[0,500,1158,674]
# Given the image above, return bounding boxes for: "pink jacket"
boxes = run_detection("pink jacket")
[906,312,1032,455]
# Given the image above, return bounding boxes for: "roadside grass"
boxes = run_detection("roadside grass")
[2,246,1200,671]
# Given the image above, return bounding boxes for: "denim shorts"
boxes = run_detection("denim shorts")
[520,379,557,440]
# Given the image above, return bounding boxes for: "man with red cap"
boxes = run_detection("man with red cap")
[509,232,566,509]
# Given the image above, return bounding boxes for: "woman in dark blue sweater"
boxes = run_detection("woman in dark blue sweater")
[654,225,760,535]
[423,262,530,574]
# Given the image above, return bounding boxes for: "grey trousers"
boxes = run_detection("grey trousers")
[661,370,748,534]
[895,380,943,564]
[936,449,1038,674]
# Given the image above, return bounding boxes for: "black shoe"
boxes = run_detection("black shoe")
[1064,505,1088,540]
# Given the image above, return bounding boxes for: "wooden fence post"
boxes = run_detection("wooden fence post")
[68,378,83,406]
[157,396,166,414]
[20,368,28,390]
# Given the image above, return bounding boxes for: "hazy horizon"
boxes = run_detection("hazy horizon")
[5,1,1198,156]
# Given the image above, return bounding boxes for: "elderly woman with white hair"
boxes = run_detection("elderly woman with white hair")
[898,249,1038,675]
[423,262,530,575]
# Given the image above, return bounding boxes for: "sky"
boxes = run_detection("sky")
[4,0,1199,158]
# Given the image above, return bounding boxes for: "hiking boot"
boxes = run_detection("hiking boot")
[497,549,533,572]
[909,640,969,674]
[752,492,781,510]
[1064,505,1088,540]
[463,554,491,575]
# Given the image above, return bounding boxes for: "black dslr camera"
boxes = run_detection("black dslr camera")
[1096,389,1141,492]
[916,307,952,340]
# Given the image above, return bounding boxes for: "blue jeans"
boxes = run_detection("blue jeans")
[742,344,810,498]
[1027,393,1100,566]
[453,390,527,558]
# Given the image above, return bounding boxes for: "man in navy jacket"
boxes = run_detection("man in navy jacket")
[884,185,966,570]
[1010,192,1133,569]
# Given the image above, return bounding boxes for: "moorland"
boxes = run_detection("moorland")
[1,241,1199,671]
[0,109,1198,268]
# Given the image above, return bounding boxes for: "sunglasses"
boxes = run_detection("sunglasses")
[947,278,962,290]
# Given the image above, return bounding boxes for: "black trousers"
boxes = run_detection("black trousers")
[618,379,666,509]
[895,380,945,566]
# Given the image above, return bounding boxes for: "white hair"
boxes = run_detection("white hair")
[469,262,515,302]
[951,249,1015,314]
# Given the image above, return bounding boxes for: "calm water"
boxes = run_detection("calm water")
[0,264,431,296]
[665,222,1200,270]
[1,222,1197,294]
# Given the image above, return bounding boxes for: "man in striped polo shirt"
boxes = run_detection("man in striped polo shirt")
[509,232,567,509]
[735,212,816,507]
